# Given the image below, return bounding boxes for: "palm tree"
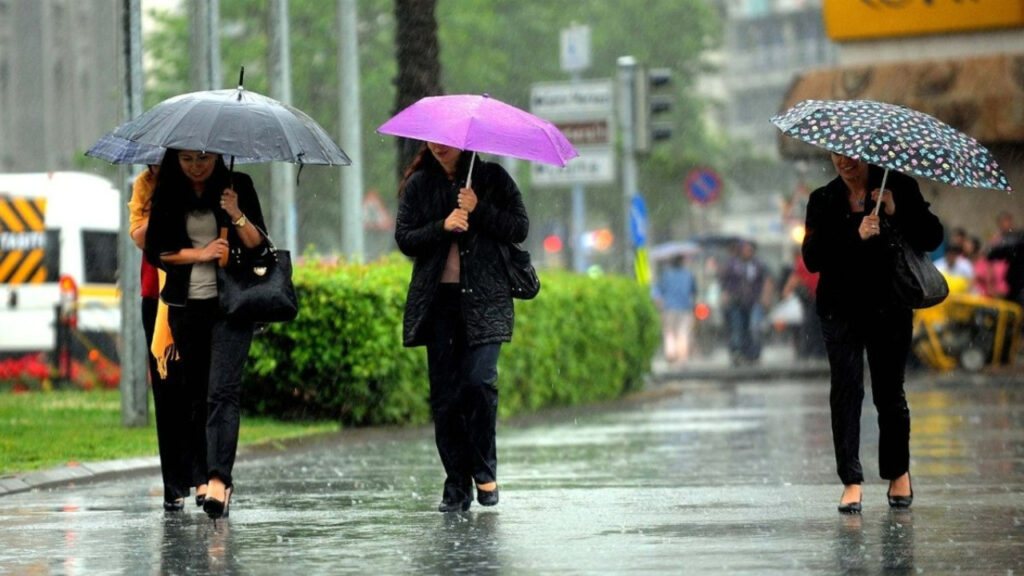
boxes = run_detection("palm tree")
[393,0,443,175]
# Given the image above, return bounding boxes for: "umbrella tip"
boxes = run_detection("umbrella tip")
[483,93,490,98]
[238,66,245,90]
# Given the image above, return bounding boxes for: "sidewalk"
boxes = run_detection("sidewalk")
[650,342,831,383]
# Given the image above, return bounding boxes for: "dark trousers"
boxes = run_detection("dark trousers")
[726,302,763,362]
[142,297,191,502]
[168,298,253,489]
[425,285,501,501]
[821,308,913,485]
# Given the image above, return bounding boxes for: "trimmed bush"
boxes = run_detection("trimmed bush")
[242,254,659,426]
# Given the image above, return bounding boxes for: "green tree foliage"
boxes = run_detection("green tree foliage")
[143,0,723,259]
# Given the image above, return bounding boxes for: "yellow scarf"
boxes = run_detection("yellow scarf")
[150,271,178,379]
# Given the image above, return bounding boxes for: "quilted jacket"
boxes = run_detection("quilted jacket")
[395,159,529,347]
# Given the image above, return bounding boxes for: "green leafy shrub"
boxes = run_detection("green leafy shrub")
[242,254,659,426]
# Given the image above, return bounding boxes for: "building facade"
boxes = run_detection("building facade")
[0,0,123,173]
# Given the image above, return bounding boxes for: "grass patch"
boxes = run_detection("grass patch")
[0,389,338,477]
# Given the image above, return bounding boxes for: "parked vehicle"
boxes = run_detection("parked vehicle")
[0,172,120,360]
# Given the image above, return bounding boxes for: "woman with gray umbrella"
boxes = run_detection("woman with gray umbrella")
[145,149,267,520]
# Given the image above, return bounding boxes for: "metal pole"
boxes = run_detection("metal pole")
[269,0,297,251]
[570,70,586,274]
[119,0,147,427]
[189,0,211,90]
[617,56,638,275]
[338,0,365,261]
[208,0,221,88]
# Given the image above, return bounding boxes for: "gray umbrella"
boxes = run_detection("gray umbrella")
[85,131,260,166]
[110,79,349,166]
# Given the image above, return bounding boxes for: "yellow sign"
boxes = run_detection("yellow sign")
[824,0,1024,41]
[0,195,48,284]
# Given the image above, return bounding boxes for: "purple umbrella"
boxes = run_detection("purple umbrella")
[377,93,578,186]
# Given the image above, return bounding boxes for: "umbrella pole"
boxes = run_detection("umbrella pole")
[873,168,890,216]
[466,151,477,189]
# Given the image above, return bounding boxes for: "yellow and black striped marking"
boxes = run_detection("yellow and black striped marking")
[0,194,48,284]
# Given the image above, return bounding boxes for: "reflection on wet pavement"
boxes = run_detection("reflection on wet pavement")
[0,377,1021,574]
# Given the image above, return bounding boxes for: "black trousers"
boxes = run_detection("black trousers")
[820,307,913,485]
[425,285,501,501]
[168,298,253,489]
[142,297,190,502]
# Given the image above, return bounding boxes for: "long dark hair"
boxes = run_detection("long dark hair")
[397,144,475,199]
[151,149,232,216]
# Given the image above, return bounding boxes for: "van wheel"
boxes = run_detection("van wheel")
[959,347,986,372]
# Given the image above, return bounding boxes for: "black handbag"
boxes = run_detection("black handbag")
[499,242,540,300]
[889,229,949,309]
[216,226,298,323]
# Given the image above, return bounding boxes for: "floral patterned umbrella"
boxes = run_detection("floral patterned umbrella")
[771,99,1012,191]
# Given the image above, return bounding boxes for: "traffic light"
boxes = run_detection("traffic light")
[634,66,673,153]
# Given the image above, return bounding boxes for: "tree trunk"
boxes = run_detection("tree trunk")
[393,0,442,177]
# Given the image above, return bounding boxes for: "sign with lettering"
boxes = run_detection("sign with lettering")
[530,79,616,186]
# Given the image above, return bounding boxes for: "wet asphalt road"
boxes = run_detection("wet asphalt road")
[1,370,1022,575]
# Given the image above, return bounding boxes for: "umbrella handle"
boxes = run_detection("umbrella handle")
[465,151,477,190]
[872,168,889,217]
[218,228,229,268]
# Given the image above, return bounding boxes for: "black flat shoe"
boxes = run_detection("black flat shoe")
[476,486,499,507]
[437,497,472,513]
[887,474,913,509]
[837,500,862,515]
[163,498,185,512]
[203,487,232,519]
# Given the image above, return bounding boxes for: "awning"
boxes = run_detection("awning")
[778,53,1024,158]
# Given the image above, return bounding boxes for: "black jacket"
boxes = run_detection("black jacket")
[145,172,267,307]
[395,159,529,347]
[803,166,943,318]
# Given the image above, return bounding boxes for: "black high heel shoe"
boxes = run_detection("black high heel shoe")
[196,485,208,508]
[203,486,233,519]
[837,485,862,515]
[887,473,913,509]
[163,498,185,512]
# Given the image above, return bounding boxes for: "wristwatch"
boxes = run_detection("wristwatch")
[233,215,247,228]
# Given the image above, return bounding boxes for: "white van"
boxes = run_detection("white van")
[0,172,121,357]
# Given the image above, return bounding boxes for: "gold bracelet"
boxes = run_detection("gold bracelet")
[233,215,247,228]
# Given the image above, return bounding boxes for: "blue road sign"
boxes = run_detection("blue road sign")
[685,168,721,204]
[630,193,648,248]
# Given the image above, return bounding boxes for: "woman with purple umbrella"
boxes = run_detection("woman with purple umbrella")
[395,141,529,512]
[803,152,944,515]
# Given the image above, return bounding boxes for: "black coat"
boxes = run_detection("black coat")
[395,160,529,347]
[145,172,266,307]
[803,166,944,318]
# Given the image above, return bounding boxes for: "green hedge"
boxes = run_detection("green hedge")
[242,254,660,427]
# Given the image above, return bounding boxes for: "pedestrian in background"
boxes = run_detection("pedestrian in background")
[964,235,1007,298]
[779,249,824,359]
[803,152,943,515]
[718,241,771,365]
[145,149,267,520]
[987,212,1024,309]
[395,142,529,512]
[127,164,196,512]
[653,254,697,364]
